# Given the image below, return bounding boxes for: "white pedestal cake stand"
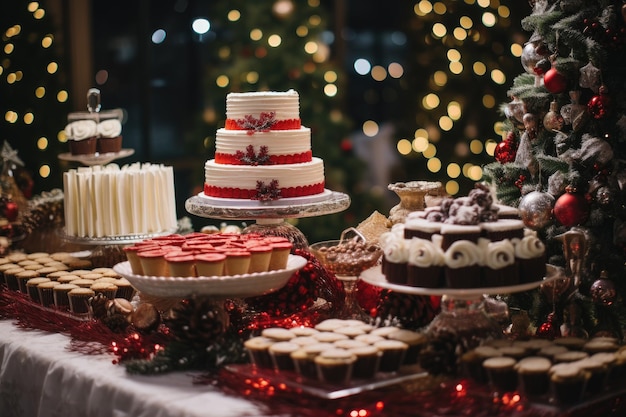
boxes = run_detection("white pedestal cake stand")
[58,149,135,166]
[361,265,560,348]
[185,189,351,249]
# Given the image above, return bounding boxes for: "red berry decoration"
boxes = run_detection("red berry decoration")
[553,191,590,226]
[3,201,18,222]
[587,87,611,119]
[494,139,516,163]
[543,67,567,94]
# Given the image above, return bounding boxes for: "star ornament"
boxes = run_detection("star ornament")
[579,62,601,93]
[1,141,24,166]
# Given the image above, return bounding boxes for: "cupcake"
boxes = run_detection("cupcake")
[294,342,335,379]
[247,245,273,273]
[576,357,609,394]
[349,345,382,379]
[313,332,349,344]
[113,278,135,300]
[403,217,442,240]
[4,267,25,291]
[268,341,300,371]
[380,232,409,285]
[290,326,319,337]
[290,336,319,347]
[138,249,169,277]
[480,219,525,242]
[314,318,347,332]
[333,326,367,339]
[553,350,589,364]
[550,363,589,404]
[90,281,118,299]
[583,338,620,354]
[37,280,60,307]
[480,238,518,287]
[68,287,96,314]
[57,274,81,284]
[268,241,293,271]
[513,231,546,284]
[554,336,588,350]
[460,346,502,383]
[374,339,408,372]
[53,283,80,310]
[439,223,482,252]
[15,270,40,293]
[483,356,518,392]
[515,356,552,398]
[244,336,274,369]
[194,253,226,277]
[164,253,196,277]
[406,237,444,288]
[261,327,296,342]
[65,119,98,155]
[123,244,151,275]
[443,240,482,288]
[96,118,123,153]
[387,329,428,365]
[315,348,357,384]
[71,279,97,288]
[0,263,20,286]
[334,339,368,350]
[26,277,51,302]
[223,250,251,276]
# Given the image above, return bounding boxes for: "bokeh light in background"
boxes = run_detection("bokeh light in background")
[347,0,523,196]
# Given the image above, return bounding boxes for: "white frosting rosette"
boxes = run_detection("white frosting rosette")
[381,233,409,264]
[513,234,545,259]
[97,119,122,138]
[408,238,445,267]
[479,238,515,270]
[444,240,483,269]
[65,120,97,141]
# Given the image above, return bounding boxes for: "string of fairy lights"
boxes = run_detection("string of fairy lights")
[2,1,68,183]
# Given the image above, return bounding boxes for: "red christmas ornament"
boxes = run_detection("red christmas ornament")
[554,191,590,226]
[340,138,353,152]
[3,201,18,222]
[494,139,516,163]
[543,67,567,94]
[536,312,561,340]
[587,88,611,119]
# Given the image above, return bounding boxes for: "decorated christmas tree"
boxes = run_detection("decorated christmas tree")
[484,0,626,340]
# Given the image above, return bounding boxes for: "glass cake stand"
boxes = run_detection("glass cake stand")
[58,149,134,166]
[360,265,560,348]
[185,189,351,249]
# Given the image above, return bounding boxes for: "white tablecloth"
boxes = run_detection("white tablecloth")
[0,320,265,417]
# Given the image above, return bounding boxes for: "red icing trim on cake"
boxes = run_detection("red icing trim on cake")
[225,118,301,130]
[204,182,325,199]
[215,151,312,165]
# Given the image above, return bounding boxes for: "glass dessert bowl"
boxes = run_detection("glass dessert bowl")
[309,228,382,321]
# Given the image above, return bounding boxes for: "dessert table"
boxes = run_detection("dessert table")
[0,320,262,417]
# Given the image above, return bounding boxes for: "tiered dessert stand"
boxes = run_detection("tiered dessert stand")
[361,265,561,345]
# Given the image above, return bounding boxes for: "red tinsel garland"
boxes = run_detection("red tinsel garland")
[0,288,170,362]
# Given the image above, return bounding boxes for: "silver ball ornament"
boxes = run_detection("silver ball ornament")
[519,191,555,230]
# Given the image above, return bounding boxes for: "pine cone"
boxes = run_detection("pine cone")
[418,330,461,376]
[164,298,228,348]
[376,291,439,329]
[103,314,131,333]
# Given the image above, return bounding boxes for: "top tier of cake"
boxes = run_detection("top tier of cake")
[224,90,301,130]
